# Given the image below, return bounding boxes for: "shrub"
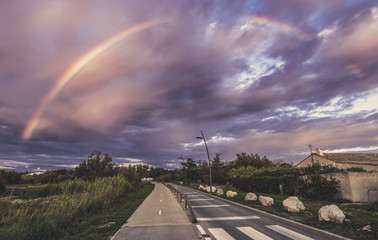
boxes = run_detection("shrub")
[223,181,239,193]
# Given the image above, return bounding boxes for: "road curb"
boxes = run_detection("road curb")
[180,185,352,240]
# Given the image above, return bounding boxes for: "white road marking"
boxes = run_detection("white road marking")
[237,226,273,240]
[160,199,162,202]
[196,225,207,235]
[192,204,230,208]
[190,198,214,201]
[208,228,235,240]
[197,216,260,221]
[266,225,314,240]
[158,210,162,215]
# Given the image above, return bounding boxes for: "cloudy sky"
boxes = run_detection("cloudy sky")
[1,0,378,171]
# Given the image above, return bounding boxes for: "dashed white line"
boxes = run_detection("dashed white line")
[196,216,260,221]
[266,225,314,240]
[208,228,235,240]
[192,204,230,208]
[158,210,162,216]
[196,225,207,235]
[160,199,162,202]
[237,226,273,240]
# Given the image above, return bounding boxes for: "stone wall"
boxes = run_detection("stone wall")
[323,172,378,202]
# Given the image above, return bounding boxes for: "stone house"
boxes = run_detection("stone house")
[296,148,378,171]
[296,148,378,202]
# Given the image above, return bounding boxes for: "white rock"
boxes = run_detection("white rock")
[216,188,224,196]
[362,225,371,231]
[226,191,238,198]
[283,196,305,213]
[259,196,274,206]
[205,186,216,193]
[318,205,346,223]
[198,184,206,191]
[244,193,257,201]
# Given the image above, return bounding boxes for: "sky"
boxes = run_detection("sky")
[1,0,378,172]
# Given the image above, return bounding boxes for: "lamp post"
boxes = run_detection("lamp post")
[179,154,186,185]
[196,130,212,193]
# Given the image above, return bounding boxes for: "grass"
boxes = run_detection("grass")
[62,183,154,240]
[0,177,154,240]
[193,185,378,240]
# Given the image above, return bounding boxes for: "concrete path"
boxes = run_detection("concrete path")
[112,183,200,240]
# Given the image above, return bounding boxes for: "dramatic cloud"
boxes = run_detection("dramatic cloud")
[1,0,377,171]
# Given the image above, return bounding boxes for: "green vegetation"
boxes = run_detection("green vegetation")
[0,151,158,240]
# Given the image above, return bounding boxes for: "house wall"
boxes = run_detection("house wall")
[323,172,378,202]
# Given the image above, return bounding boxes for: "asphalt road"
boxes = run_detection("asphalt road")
[111,183,200,240]
[174,184,350,240]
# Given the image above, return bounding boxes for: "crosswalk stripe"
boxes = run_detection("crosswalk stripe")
[197,216,260,221]
[208,228,235,240]
[266,225,314,240]
[196,225,207,235]
[192,204,230,208]
[237,226,273,240]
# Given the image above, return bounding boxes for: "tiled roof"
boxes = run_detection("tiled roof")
[317,153,378,166]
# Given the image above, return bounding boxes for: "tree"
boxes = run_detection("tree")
[74,151,115,179]
[181,158,197,170]
[211,154,224,169]
[231,153,273,169]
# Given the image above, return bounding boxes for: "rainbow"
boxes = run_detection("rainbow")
[249,16,312,40]
[22,19,163,140]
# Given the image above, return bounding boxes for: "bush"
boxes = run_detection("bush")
[223,181,239,193]
[300,175,341,200]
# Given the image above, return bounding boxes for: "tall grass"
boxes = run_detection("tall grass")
[0,176,131,240]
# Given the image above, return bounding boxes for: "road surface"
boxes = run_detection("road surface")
[111,183,200,240]
[173,184,350,240]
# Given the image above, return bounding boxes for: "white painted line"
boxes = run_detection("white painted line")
[196,225,207,235]
[208,228,235,240]
[190,198,214,201]
[160,199,162,202]
[197,216,260,221]
[266,225,314,240]
[192,204,230,208]
[158,210,162,215]
[237,226,273,240]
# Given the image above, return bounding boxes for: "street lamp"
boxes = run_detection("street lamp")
[196,130,212,193]
[179,154,186,185]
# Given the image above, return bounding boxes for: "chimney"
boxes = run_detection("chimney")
[316,148,323,156]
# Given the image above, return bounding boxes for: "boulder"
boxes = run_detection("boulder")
[318,205,346,223]
[362,225,371,232]
[205,186,217,193]
[226,191,238,198]
[259,196,274,206]
[216,188,224,196]
[244,192,257,201]
[283,196,305,213]
[198,185,206,191]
